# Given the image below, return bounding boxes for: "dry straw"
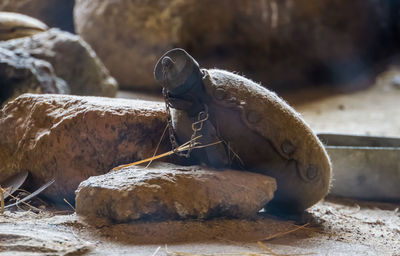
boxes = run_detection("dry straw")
[0,188,42,212]
[0,186,4,214]
[112,134,222,171]
[63,198,76,211]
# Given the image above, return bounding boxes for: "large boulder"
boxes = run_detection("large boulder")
[74,0,390,91]
[0,94,169,202]
[76,162,277,222]
[74,0,181,90]
[0,0,75,32]
[0,47,68,106]
[0,29,118,97]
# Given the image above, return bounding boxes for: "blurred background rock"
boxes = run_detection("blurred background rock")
[74,0,400,92]
[0,0,75,32]
[2,0,400,93]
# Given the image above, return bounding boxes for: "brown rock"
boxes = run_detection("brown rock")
[0,0,75,32]
[0,28,118,97]
[75,162,277,222]
[0,94,169,202]
[74,0,388,91]
[0,46,68,106]
[74,0,181,90]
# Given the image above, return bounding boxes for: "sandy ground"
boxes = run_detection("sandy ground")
[1,68,400,255]
[0,197,399,256]
[284,68,400,137]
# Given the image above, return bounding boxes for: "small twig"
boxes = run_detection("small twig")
[223,140,244,166]
[5,179,54,210]
[258,241,315,256]
[16,188,48,206]
[257,241,280,256]
[261,223,309,241]
[63,198,75,211]
[150,246,161,256]
[0,186,5,214]
[2,189,42,212]
[145,124,169,169]
[112,135,222,171]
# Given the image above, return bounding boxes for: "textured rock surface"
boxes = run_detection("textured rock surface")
[74,0,180,90]
[76,162,277,222]
[74,0,390,91]
[0,28,118,97]
[0,47,68,106]
[0,0,75,32]
[0,94,169,202]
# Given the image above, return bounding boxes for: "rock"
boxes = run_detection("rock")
[0,28,118,97]
[0,47,68,106]
[0,94,169,202]
[74,0,181,90]
[391,75,400,89]
[75,162,277,222]
[0,12,48,41]
[74,0,390,91]
[0,0,75,32]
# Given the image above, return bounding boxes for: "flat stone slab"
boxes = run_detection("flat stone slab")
[76,162,277,222]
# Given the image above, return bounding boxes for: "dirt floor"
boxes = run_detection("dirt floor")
[0,197,399,255]
[1,68,400,255]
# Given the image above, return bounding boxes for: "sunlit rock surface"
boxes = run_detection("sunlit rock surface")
[0,94,168,202]
[76,162,277,222]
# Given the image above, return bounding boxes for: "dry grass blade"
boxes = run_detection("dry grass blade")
[63,198,75,211]
[5,179,54,209]
[257,241,315,256]
[2,188,42,212]
[112,150,175,171]
[145,124,169,169]
[16,188,48,206]
[112,135,222,171]
[261,223,309,241]
[0,186,4,214]
[112,135,201,171]
[151,246,161,256]
[257,241,280,256]
[164,245,275,256]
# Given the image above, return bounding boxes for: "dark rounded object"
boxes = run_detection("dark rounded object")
[154,48,202,96]
[155,48,332,213]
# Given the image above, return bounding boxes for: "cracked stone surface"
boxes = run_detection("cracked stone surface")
[76,162,277,222]
[0,94,169,202]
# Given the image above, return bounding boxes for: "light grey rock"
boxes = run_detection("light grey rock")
[75,162,277,222]
[0,28,118,97]
[0,94,169,202]
[0,0,75,32]
[0,46,68,106]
